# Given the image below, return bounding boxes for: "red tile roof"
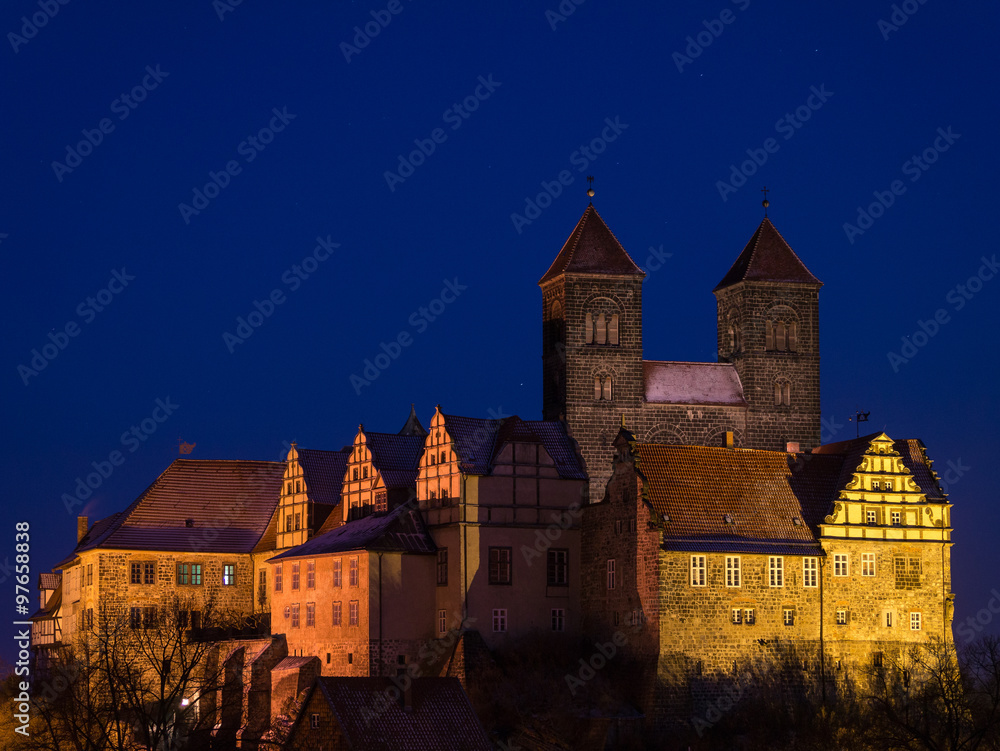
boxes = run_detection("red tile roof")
[65,459,285,559]
[539,205,645,284]
[312,676,492,751]
[714,218,822,291]
[643,361,746,406]
[38,573,61,590]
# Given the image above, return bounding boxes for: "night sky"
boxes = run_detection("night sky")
[3,1,998,664]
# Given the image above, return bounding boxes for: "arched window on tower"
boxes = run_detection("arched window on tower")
[596,313,607,344]
[788,321,797,351]
[608,314,619,345]
[766,320,774,350]
[774,380,791,406]
[775,322,787,351]
[766,316,797,352]
[594,376,613,401]
[585,312,594,344]
[603,376,613,401]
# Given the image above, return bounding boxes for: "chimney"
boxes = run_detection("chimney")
[786,442,800,453]
[724,431,734,449]
[77,516,88,543]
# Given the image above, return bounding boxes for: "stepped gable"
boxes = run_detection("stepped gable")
[268,502,435,560]
[643,361,746,406]
[714,217,822,290]
[634,443,843,555]
[539,205,645,284]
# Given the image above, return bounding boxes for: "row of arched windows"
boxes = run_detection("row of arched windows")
[766,320,797,351]
[585,312,620,346]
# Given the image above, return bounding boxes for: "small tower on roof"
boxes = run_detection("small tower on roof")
[714,203,822,451]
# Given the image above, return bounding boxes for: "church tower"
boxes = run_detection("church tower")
[540,205,645,496]
[714,217,822,451]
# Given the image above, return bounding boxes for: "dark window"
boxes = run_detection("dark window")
[274,564,282,592]
[130,607,141,629]
[142,606,158,629]
[294,513,301,531]
[87,564,93,586]
[143,562,155,585]
[190,610,201,629]
[292,562,300,590]
[178,610,188,629]
[130,562,142,584]
[258,570,267,605]
[307,561,315,588]
[310,714,319,729]
[437,549,448,586]
[363,466,369,479]
[547,549,568,586]
[489,547,512,585]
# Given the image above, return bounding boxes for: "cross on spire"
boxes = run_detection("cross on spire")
[587,175,595,204]
[761,186,770,217]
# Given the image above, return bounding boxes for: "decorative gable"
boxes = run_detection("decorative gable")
[343,427,388,520]
[418,407,460,508]
[820,433,951,541]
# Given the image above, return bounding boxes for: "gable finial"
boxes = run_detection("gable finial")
[587,175,595,204]
[761,186,770,218]
[620,413,626,429]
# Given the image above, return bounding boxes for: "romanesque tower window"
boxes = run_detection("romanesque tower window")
[766,319,797,351]
[594,376,613,401]
[585,311,620,345]
[774,380,791,406]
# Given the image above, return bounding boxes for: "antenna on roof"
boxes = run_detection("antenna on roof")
[848,410,870,438]
[586,175,595,204]
[761,186,770,218]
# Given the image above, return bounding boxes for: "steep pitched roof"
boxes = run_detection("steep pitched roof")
[714,218,821,291]
[365,432,425,490]
[312,677,492,751]
[635,444,839,555]
[268,502,435,560]
[539,205,645,284]
[297,447,351,505]
[39,573,61,590]
[61,460,285,562]
[398,404,428,437]
[643,361,746,406]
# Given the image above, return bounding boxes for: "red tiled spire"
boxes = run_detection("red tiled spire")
[539,205,644,284]
[714,218,822,291]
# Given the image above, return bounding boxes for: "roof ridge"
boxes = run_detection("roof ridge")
[642,359,736,367]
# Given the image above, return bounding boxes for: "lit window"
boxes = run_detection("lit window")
[608,314,620,345]
[333,559,342,587]
[275,564,283,592]
[310,714,319,729]
[131,562,142,585]
[551,608,565,632]
[223,564,236,586]
[725,556,741,587]
[769,557,784,587]
[349,601,359,626]
[911,612,921,631]
[885,481,893,491]
[607,559,616,590]
[349,557,359,587]
[867,509,877,525]
[872,481,881,491]
[861,553,876,577]
[744,608,755,625]
[690,556,706,587]
[803,558,818,587]
[489,548,512,585]
[834,554,848,577]
[492,608,507,633]
[836,608,848,625]
[332,602,342,626]
[783,608,794,626]
[306,603,315,627]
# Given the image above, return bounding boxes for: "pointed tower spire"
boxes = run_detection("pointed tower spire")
[539,205,645,285]
[398,404,428,437]
[714,218,821,291]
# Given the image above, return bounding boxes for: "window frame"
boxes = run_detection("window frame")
[834,554,849,577]
[274,563,283,592]
[551,608,565,632]
[349,600,359,626]
[725,556,741,588]
[911,612,922,631]
[769,556,784,587]
[332,601,342,626]
[690,555,706,587]
[223,563,236,586]
[803,557,818,587]
[333,559,342,588]
[349,557,359,587]
[547,549,569,587]
[306,602,315,628]
[436,549,448,586]
[607,559,616,590]
[861,553,876,577]
[492,608,507,633]
[488,547,513,586]
[291,562,300,590]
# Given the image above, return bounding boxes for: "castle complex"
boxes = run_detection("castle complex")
[31,203,955,746]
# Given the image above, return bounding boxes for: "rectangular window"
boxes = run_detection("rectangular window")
[190,564,202,585]
[892,510,901,526]
[551,608,565,632]
[872,481,880,491]
[769,557,784,587]
[258,570,267,603]
[285,515,292,533]
[86,608,93,630]
[803,557,818,587]
[291,562,300,590]
[725,556,741,587]
[142,606,158,629]
[438,609,446,634]
[690,556,706,587]
[306,603,315,627]
[191,610,201,629]
[861,553,876,577]
[131,562,142,585]
[306,561,315,589]
[176,563,189,586]
[731,608,742,625]
[886,611,894,628]
[489,547,512,585]
[310,714,319,729]
[834,554,848,577]
[333,559,342,587]
[911,612,922,631]
[836,608,848,625]
[275,563,283,592]
[332,602,342,626]
[349,600,359,626]
[615,520,623,535]
[744,608,755,625]
[87,563,93,586]
[349,557,359,587]
[143,562,154,584]
[492,608,507,633]
[885,481,893,491]
[629,518,636,533]
[783,608,794,626]
[291,604,300,628]
[547,549,569,586]
[866,509,877,525]
[130,607,141,629]
[607,559,616,590]
[223,564,236,586]
[294,513,301,531]
[437,549,448,586]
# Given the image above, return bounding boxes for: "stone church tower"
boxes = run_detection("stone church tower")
[541,205,823,500]
[714,217,822,451]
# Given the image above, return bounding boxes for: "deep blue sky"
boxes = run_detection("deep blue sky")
[3,1,998,663]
